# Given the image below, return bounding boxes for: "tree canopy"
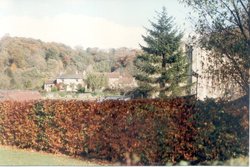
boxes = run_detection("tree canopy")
[180,0,250,96]
[0,36,138,90]
[86,73,108,91]
[134,7,189,98]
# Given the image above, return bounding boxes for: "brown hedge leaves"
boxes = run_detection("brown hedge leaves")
[0,97,248,165]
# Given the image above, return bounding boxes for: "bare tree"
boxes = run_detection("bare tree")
[180,0,250,96]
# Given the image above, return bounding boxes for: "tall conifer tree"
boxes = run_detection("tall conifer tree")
[134,7,189,98]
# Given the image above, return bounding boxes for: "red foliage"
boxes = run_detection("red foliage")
[0,97,248,165]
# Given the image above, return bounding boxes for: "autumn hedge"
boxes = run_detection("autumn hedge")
[0,98,248,165]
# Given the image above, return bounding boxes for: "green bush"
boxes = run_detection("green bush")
[77,87,85,93]
[58,92,66,97]
[51,87,58,92]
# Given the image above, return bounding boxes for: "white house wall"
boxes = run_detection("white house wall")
[44,84,54,92]
[56,78,84,91]
[191,47,243,100]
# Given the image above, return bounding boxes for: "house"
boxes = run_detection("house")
[117,77,137,89]
[105,72,137,90]
[44,80,55,92]
[44,73,86,92]
[187,45,244,100]
[105,72,121,89]
[56,74,85,91]
[0,90,42,102]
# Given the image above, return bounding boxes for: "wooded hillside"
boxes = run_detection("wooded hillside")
[0,36,139,90]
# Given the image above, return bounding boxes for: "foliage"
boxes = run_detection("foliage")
[93,61,112,73]
[127,84,153,98]
[0,36,138,90]
[134,7,189,98]
[51,87,58,92]
[191,98,249,164]
[86,73,108,91]
[0,97,248,165]
[77,87,85,93]
[0,73,10,88]
[180,0,250,96]
[58,92,66,97]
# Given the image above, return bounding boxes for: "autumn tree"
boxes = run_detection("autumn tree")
[180,0,250,96]
[86,73,108,91]
[134,7,189,98]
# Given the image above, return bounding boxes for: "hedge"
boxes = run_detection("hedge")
[0,97,248,165]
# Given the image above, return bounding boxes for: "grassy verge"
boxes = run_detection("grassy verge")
[0,145,248,166]
[0,145,112,166]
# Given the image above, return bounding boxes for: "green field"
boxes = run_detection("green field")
[0,146,110,166]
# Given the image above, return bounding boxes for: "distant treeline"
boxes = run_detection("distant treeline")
[0,36,140,90]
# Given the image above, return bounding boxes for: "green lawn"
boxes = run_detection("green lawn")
[0,146,110,166]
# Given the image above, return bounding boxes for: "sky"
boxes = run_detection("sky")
[0,0,193,49]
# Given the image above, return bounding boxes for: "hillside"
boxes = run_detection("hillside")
[0,36,139,90]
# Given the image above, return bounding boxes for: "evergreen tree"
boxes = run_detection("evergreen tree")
[134,7,189,98]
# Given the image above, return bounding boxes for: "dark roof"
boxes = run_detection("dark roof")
[0,90,42,102]
[57,74,82,79]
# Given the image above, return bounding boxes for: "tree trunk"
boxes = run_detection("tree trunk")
[160,54,166,96]
[187,45,193,95]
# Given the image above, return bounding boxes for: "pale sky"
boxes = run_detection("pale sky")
[0,0,193,49]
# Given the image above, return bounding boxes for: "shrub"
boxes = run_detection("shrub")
[51,87,58,92]
[77,87,85,93]
[58,92,66,97]
[0,97,248,165]
[191,98,249,164]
